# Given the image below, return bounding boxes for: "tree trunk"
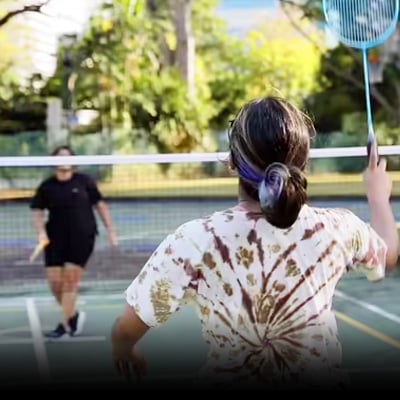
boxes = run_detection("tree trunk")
[174,0,195,97]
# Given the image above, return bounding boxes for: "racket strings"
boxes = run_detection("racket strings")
[325,0,398,47]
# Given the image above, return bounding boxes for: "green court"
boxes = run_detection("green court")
[1,198,400,390]
[1,272,400,390]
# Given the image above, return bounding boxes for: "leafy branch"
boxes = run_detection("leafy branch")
[0,0,50,28]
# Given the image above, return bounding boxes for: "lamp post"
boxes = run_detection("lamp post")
[60,33,78,144]
[100,3,113,154]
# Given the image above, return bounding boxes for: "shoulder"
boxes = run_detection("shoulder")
[173,218,208,240]
[38,176,56,189]
[302,205,366,231]
[170,209,236,246]
[304,205,359,220]
[74,172,96,184]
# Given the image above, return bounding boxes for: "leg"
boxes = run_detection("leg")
[61,263,83,332]
[45,267,63,305]
[62,234,95,335]
[43,237,71,339]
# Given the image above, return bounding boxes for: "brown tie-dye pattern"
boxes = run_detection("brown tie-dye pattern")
[150,279,174,325]
[223,283,233,296]
[247,229,264,265]
[235,246,254,268]
[285,259,300,277]
[203,252,216,269]
[125,205,387,388]
[301,222,325,241]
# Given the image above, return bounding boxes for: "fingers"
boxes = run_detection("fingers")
[114,360,146,381]
[368,139,378,169]
[378,157,387,171]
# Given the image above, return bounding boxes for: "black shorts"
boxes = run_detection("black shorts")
[44,234,95,268]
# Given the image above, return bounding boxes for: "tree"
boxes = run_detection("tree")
[244,10,323,106]
[0,0,50,28]
[45,0,219,154]
[0,1,49,134]
[278,0,400,133]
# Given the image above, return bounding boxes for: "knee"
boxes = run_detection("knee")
[47,276,62,290]
[62,271,81,292]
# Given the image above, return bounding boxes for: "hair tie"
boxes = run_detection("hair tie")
[258,163,289,209]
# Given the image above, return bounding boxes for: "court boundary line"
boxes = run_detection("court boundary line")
[335,311,400,350]
[25,298,51,382]
[0,336,106,345]
[335,289,400,325]
[0,292,124,307]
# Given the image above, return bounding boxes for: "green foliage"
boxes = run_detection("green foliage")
[5,0,400,158]
[40,0,323,155]
[244,16,323,106]
[0,80,47,134]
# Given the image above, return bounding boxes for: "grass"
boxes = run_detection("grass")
[1,172,400,200]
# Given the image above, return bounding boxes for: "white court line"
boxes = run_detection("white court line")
[335,290,400,325]
[118,229,168,241]
[25,298,51,382]
[0,292,125,307]
[0,338,33,345]
[45,336,105,343]
[0,336,105,345]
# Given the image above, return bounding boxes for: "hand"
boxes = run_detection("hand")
[113,342,147,381]
[107,229,118,247]
[363,143,392,204]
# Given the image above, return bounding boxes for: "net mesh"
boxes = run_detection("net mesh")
[1,146,400,296]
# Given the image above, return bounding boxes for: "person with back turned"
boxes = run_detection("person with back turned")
[111,97,398,389]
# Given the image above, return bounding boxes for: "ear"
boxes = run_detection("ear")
[227,154,235,173]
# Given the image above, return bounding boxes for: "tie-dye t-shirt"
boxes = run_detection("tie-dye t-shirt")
[125,204,387,388]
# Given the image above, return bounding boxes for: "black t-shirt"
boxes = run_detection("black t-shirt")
[30,172,103,238]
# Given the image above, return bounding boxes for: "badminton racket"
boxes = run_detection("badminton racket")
[29,239,49,263]
[323,0,400,158]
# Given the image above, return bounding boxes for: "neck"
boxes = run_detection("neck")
[237,185,261,212]
[56,172,73,181]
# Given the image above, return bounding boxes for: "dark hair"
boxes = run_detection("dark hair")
[229,97,315,229]
[51,145,75,156]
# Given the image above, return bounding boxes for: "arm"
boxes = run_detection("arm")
[111,305,150,379]
[369,199,398,269]
[95,200,114,231]
[95,200,117,246]
[364,146,398,269]
[111,225,199,379]
[32,209,48,243]
[30,183,49,243]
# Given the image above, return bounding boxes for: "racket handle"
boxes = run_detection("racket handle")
[367,134,379,164]
[29,240,49,262]
[367,139,373,158]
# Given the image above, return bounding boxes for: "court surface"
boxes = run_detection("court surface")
[1,199,400,390]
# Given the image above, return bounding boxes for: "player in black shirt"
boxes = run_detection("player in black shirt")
[30,145,118,339]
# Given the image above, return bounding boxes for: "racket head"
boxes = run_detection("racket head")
[323,0,400,49]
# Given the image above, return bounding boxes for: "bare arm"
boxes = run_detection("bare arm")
[111,305,150,379]
[364,146,399,269]
[32,209,48,242]
[95,200,113,230]
[369,199,398,269]
[95,200,117,245]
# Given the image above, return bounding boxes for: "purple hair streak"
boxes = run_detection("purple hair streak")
[235,152,289,210]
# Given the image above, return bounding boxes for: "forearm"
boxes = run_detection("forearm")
[369,199,399,268]
[112,305,149,346]
[96,201,114,230]
[32,210,46,234]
